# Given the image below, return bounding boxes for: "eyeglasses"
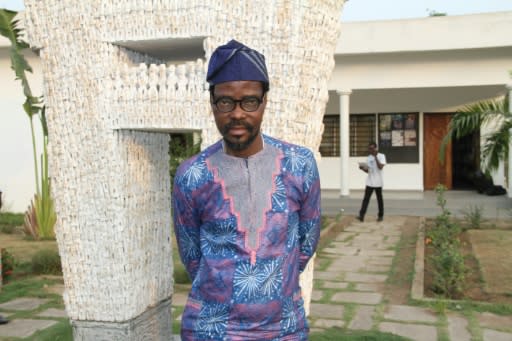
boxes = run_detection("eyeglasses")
[213,96,264,113]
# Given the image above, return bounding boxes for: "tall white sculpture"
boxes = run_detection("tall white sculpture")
[23,1,345,339]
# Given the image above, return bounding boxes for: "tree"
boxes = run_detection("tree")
[0,9,56,239]
[440,94,511,174]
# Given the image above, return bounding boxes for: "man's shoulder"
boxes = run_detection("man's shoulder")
[175,141,221,178]
[263,134,314,157]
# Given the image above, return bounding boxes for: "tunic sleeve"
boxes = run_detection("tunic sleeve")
[172,170,202,281]
[298,151,321,272]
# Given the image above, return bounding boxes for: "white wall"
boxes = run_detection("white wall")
[0,47,43,213]
[319,157,424,191]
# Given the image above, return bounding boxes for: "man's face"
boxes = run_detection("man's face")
[369,144,377,155]
[211,81,266,157]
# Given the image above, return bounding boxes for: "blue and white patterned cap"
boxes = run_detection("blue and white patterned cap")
[207,40,269,86]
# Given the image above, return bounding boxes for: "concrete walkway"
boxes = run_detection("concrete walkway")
[307,215,512,341]
[2,214,512,340]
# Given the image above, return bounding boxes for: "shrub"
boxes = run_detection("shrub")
[31,249,62,275]
[430,241,466,297]
[461,204,484,229]
[426,184,466,298]
[1,248,16,281]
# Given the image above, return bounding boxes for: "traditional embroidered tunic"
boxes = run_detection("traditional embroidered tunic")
[172,134,321,341]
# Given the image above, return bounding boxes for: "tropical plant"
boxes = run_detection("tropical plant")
[0,9,56,239]
[440,94,510,174]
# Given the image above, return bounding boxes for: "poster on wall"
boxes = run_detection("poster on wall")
[378,112,419,163]
[392,114,404,130]
[404,114,416,130]
[391,130,404,146]
[380,131,391,147]
[404,130,417,146]
[379,115,392,131]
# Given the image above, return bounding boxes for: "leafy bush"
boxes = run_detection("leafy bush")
[31,249,62,275]
[461,204,484,229]
[430,241,466,297]
[1,248,16,282]
[426,184,466,298]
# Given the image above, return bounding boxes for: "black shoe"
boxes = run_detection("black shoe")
[377,216,383,222]
[0,315,9,324]
[356,216,364,222]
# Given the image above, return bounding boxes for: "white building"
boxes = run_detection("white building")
[321,11,512,195]
[1,11,511,212]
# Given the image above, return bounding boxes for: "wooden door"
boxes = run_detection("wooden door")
[424,114,452,190]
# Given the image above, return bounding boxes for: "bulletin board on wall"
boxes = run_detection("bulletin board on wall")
[378,113,419,163]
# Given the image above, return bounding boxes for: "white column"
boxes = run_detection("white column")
[337,89,352,196]
[507,84,512,197]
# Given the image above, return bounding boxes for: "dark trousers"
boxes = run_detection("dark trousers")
[359,186,384,218]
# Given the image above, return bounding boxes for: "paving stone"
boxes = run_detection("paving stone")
[0,319,58,338]
[322,281,348,289]
[384,305,437,323]
[379,322,437,341]
[447,313,471,341]
[482,329,512,341]
[334,232,357,241]
[310,303,344,319]
[477,312,512,331]
[0,298,49,311]
[314,271,343,281]
[351,240,380,248]
[344,226,372,232]
[323,245,360,256]
[327,258,366,272]
[311,290,323,301]
[331,292,382,305]
[348,305,375,330]
[345,272,387,283]
[353,234,385,241]
[313,319,345,328]
[364,264,390,273]
[367,257,393,265]
[36,308,68,318]
[354,283,381,292]
[172,293,188,306]
[360,249,396,257]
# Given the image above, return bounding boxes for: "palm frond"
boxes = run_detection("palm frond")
[440,96,509,163]
[481,122,511,173]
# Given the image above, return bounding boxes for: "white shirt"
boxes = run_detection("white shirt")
[366,153,386,187]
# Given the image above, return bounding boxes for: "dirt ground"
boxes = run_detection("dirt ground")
[0,233,58,262]
[424,219,512,304]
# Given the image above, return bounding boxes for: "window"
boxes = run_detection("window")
[319,112,419,163]
[319,115,339,157]
[350,114,376,156]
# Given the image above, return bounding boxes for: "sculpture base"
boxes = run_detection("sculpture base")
[72,298,174,341]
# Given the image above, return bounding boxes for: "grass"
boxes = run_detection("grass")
[0,212,24,234]
[310,328,411,340]
[26,320,73,341]
[0,277,63,304]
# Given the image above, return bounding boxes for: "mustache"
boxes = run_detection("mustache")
[221,120,253,134]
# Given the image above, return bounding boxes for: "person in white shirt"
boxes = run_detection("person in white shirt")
[357,142,386,222]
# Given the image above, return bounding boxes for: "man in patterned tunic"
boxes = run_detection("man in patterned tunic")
[172,40,321,340]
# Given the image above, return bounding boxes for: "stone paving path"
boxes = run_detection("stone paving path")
[307,216,512,341]
[2,215,512,340]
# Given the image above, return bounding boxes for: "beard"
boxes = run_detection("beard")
[221,120,259,151]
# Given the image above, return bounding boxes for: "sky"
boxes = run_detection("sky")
[1,0,512,21]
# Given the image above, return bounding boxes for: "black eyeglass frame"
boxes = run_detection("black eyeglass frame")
[212,95,265,113]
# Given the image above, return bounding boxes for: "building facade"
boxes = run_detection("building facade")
[321,11,512,195]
